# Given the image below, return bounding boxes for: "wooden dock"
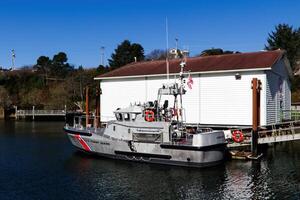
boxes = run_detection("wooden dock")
[227,120,300,149]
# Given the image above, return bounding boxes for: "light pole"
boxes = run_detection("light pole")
[11,49,16,69]
[100,46,105,66]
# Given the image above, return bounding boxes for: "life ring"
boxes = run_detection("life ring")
[232,130,244,143]
[145,110,155,122]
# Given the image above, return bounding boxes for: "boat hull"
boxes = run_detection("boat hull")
[65,128,226,168]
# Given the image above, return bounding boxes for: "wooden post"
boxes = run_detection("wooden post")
[95,86,102,128]
[32,106,35,120]
[99,87,101,127]
[85,86,89,127]
[64,105,67,120]
[15,106,18,120]
[251,78,261,156]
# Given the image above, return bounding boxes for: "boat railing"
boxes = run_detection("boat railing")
[170,132,193,145]
[68,115,107,130]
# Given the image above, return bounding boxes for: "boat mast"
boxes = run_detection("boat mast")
[165,18,169,81]
[95,87,100,128]
[179,61,185,123]
[85,86,89,127]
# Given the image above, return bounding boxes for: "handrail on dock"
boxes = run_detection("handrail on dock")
[280,109,300,122]
[17,110,66,115]
[15,106,66,120]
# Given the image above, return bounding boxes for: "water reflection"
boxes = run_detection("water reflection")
[0,120,299,200]
[64,151,229,200]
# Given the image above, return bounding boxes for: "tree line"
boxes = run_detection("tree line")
[0,23,300,112]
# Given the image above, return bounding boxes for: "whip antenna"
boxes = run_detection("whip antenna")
[166,17,169,81]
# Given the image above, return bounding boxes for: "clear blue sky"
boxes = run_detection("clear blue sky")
[0,0,299,68]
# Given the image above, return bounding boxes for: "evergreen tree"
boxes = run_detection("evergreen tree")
[51,52,73,78]
[146,49,167,60]
[108,40,144,69]
[35,52,74,79]
[265,24,300,70]
[34,56,51,85]
[35,56,51,74]
[198,48,235,56]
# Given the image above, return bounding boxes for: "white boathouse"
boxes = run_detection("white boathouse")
[95,50,292,126]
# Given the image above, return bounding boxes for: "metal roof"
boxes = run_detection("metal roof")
[95,50,285,80]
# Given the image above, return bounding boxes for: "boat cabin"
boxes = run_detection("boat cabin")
[114,106,143,122]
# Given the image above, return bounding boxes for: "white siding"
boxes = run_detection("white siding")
[284,79,291,113]
[145,76,175,104]
[182,75,201,123]
[198,72,266,126]
[101,78,147,121]
[266,59,291,124]
[266,71,278,124]
[100,71,267,126]
[100,76,175,121]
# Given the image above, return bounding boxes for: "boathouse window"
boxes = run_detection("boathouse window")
[124,113,130,121]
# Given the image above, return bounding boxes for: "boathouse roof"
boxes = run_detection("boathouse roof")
[95,50,290,80]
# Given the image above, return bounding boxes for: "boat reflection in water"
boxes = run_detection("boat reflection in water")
[64,141,300,199]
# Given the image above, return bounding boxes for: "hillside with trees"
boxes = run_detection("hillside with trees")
[0,40,145,114]
[0,54,104,113]
[1,28,300,115]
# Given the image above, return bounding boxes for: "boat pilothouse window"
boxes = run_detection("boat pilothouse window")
[131,113,137,121]
[124,113,130,121]
[115,111,140,122]
[116,113,123,121]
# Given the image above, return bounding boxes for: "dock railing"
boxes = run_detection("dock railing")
[15,105,67,120]
[280,110,300,122]
[17,109,66,116]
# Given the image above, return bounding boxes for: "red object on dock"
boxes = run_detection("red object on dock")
[232,130,244,143]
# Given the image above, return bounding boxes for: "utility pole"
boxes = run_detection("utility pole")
[165,18,169,81]
[100,46,105,66]
[85,86,89,127]
[11,49,16,69]
[175,38,179,58]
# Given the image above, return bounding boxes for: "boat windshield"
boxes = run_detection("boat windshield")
[116,113,123,121]
[124,113,130,121]
[115,112,140,122]
[131,113,138,121]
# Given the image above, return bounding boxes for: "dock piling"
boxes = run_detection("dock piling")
[251,78,261,157]
[85,86,89,127]
[95,87,100,128]
[32,106,35,120]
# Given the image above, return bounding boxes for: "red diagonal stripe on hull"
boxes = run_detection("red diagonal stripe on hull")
[75,134,91,151]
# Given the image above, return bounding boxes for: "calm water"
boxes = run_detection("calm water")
[0,120,299,200]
